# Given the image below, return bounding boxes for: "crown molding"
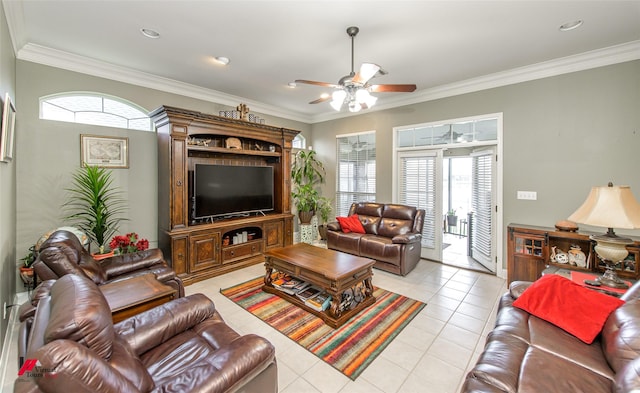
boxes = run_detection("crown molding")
[14,37,640,125]
[309,40,640,123]
[16,43,313,124]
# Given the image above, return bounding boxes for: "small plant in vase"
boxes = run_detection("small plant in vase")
[317,197,333,241]
[446,209,458,227]
[109,232,149,255]
[19,244,37,287]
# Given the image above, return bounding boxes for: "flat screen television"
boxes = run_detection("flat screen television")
[193,164,274,220]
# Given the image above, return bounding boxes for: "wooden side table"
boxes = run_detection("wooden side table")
[100,274,177,323]
[542,266,635,298]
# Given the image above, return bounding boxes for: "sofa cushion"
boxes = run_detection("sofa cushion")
[513,274,624,344]
[351,203,384,235]
[336,214,365,234]
[602,297,640,373]
[326,231,363,256]
[359,235,402,265]
[377,204,418,238]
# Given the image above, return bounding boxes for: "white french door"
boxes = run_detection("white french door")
[470,148,497,272]
[397,150,443,261]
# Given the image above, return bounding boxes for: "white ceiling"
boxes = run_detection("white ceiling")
[3,1,640,123]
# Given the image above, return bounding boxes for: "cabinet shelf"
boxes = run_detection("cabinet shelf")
[187,145,281,157]
[507,223,640,284]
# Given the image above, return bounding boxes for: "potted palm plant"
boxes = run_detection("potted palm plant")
[291,150,326,224]
[64,165,128,255]
[316,197,333,240]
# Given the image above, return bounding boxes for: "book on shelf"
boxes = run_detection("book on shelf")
[306,292,332,311]
[296,286,322,302]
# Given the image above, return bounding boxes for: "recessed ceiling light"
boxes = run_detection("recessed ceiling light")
[559,20,583,32]
[213,56,230,66]
[140,28,160,39]
[287,82,297,88]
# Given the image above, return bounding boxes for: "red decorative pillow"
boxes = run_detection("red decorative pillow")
[336,214,366,234]
[513,274,624,344]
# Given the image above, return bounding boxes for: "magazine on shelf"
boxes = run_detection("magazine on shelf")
[296,286,322,302]
[306,292,332,311]
[273,276,310,295]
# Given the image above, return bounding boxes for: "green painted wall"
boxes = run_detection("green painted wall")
[310,60,640,270]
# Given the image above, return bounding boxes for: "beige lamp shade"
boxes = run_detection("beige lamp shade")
[568,185,640,229]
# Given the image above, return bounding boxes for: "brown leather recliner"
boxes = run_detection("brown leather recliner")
[15,274,278,393]
[33,229,184,297]
[327,202,425,276]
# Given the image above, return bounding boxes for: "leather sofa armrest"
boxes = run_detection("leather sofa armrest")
[100,248,167,279]
[391,233,421,244]
[18,280,56,322]
[114,293,216,355]
[30,340,139,392]
[202,334,276,393]
[509,281,533,299]
[327,222,341,231]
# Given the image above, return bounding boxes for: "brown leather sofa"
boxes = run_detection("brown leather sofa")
[327,202,425,276]
[34,229,184,297]
[15,274,277,393]
[462,280,640,392]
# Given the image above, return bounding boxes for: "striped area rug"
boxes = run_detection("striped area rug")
[221,276,426,380]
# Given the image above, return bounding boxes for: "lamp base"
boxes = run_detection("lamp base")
[597,266,630,289]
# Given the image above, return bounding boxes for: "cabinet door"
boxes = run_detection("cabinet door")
[170,236,188,276]
[284,216,293,246]
[171,137,187,229]
[264,221,284,250]
[507,232,547,284]
[189,231,221,272]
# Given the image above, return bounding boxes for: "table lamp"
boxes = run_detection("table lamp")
[568,182,640,289]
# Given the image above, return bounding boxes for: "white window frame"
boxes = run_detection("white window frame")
[39,92,152,131]
[335,131,376,216]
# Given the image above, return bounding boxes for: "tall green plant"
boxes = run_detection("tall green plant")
[291,150,326,213]
[64,165,128,253]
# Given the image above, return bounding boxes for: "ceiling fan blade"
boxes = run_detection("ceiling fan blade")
[352,63,381,84]
[309,95,332,104]
[294,79,340,88]
[369,84,417,93]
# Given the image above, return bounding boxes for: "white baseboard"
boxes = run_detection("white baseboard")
[0,292,28,391]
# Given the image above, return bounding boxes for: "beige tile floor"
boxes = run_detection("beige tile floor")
[3,259,506,393]
[186,259,506,393]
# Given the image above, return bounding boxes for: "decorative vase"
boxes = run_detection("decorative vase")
[298,210,315,225]
[19,267,34,286]
[318,225,328,241]
[92,251,115,261]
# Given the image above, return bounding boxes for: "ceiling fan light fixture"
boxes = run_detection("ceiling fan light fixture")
[348,101,362,113]
[355,88,377,108]
[330,90,347,111]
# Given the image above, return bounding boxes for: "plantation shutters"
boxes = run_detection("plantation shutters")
[471,149,495,267]
[335,133,376,216]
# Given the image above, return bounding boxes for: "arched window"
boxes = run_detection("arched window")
[40,93,152,131]
[292,134,306,149]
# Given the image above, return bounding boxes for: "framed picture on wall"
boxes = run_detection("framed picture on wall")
[1,92,16,162]
[81,134,129,168]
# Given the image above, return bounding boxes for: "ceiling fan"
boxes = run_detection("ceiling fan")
[295,26,417,113]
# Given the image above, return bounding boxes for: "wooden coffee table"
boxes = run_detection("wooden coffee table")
[263,243,376,328]
[99,274,177,323]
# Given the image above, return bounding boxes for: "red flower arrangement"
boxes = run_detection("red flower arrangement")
[109,232,149,255]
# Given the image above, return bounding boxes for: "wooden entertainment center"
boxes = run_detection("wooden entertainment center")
[151,106,300,285]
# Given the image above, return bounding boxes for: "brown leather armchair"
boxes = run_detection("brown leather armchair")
[33,229,184,297]
[15,274,278,393]
[327,202,425,276]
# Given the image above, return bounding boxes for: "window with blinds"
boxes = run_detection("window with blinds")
[471,151,493,264]
[398,155,436,249]
[336,132,376,216]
